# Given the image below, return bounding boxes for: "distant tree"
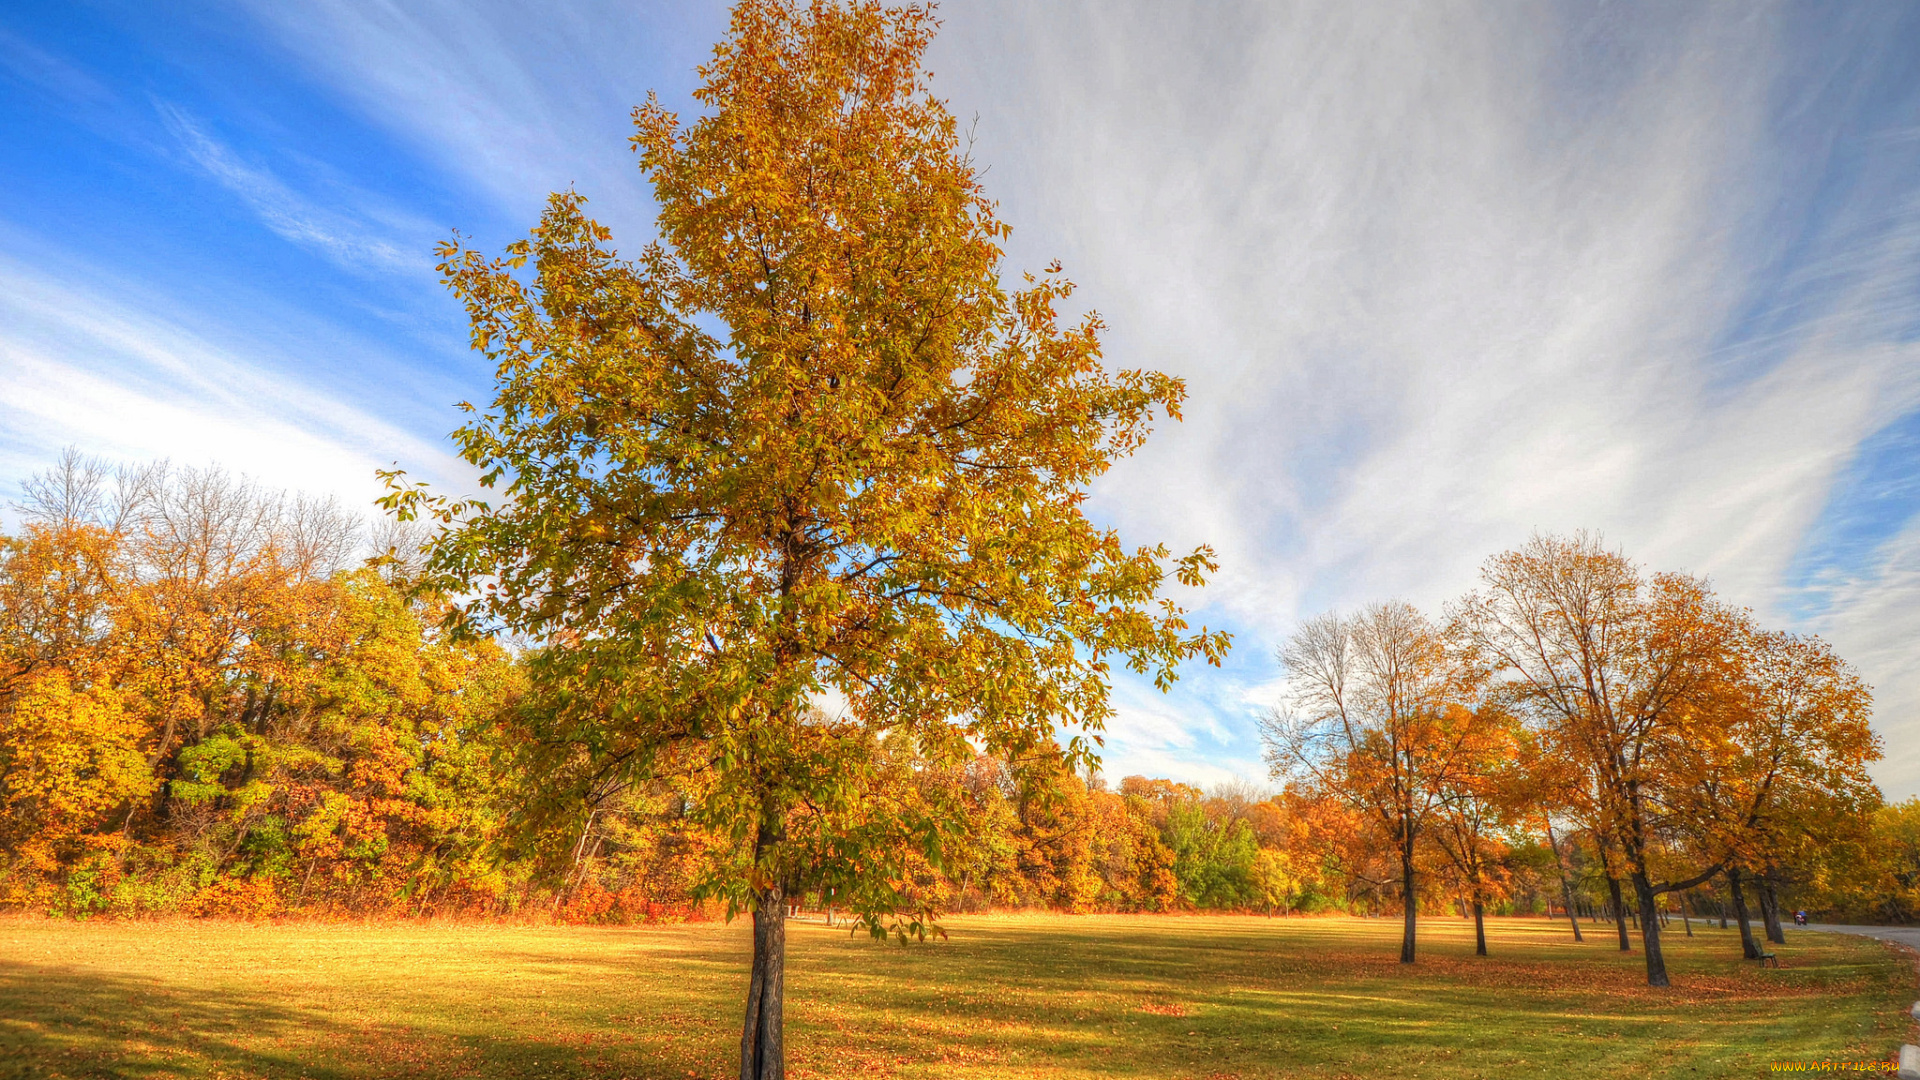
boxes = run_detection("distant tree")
[1806,798,1920,922]
[1160,795,1259,909]
[1262,601,1485,963]
[387,2,1224,1076]
[1087,783,1181,911]
[0,459,143,874]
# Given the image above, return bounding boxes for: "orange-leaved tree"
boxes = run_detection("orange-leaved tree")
[1673,626,1879,957]
[0,451,524,917]
[0,512,145,885]
[1454,533,1743,987]
[385,3,1225,1076]
[1429,699,1520,957]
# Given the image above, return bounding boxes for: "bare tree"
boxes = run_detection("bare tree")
[16,447,160,536]
[1261,601,1483,964]
[366,515,434,588]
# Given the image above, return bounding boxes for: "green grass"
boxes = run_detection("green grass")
[0,912,1912,1079]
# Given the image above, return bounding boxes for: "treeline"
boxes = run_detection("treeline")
[0,454,530,916]
[0,455,1904,931]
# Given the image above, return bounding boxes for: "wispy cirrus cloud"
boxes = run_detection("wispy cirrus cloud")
[0,25,110,106]
[230,0,726,236]
[1807,526,1920,786]
[923,0,1920,790]
[0,250,468,519]
[155,101,431,274]
[5,0,1918,795]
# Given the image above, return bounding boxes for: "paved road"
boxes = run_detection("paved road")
[1808,923,1920,952]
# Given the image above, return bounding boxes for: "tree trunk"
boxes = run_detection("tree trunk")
[1679,891,1692,937]
[1630,871,1670,988]
[740,881,787,1080]
[1399,846,1417,964]
[1546,823,1584,942]
[1727,868,1760,961]
[1472,900,1486,956]
[1606,877,1631,951]
[1759,876,1786,945]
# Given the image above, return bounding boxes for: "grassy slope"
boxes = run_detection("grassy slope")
[0,913,1911,1079]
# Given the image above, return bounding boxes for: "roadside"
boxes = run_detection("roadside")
[1809,924,1920,953]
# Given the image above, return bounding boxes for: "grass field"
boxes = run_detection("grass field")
[1,912,1913,1079]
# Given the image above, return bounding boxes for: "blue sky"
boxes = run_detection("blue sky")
[4,1,1920,795]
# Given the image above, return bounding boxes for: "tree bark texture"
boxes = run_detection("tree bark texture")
[1759,877,1786,945]
[1727,868,1761,961]
[1546,824,1584,942]
[1607,877,1631,951]
[1400,847,1417,964]
[1631,871,1670,988]
[1472,900,1487,956]
[739,882,787,1080]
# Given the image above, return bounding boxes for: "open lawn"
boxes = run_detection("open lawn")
[0,913,1912,1079]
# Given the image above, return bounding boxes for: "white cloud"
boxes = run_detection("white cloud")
[923,1,1920,793]
[0,253,468,518]
[230,0,726,236]
[155,101,429,274]
[1089,673,1268,789]
[15,0,1919,797]
[1806,523,1920,792]
[1096,745,1258,793]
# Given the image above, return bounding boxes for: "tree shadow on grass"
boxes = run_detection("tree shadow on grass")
[0,959,358,1080]
[772,919,1880,1077]
[0,960,717,1080]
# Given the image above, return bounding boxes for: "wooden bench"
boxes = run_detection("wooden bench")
[1756,952,1779,968]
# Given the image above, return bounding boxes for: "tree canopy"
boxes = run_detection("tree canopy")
[383,2,1226,1075]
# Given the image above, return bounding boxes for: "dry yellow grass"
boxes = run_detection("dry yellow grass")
[1,912,1911,1078]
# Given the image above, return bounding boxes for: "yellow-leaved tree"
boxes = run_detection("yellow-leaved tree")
[385,3,1226,1076]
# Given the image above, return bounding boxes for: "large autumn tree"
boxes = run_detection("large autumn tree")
[388,3,1225,1077]
[1453,533,1746,987]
